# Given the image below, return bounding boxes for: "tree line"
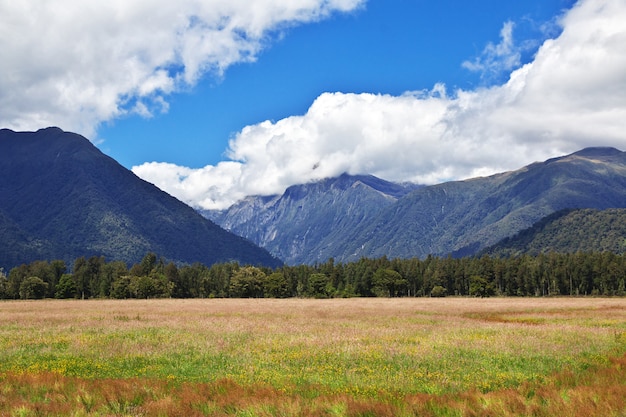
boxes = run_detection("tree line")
[1,251,625,300]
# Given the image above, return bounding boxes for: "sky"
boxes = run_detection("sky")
[2,0,625,209]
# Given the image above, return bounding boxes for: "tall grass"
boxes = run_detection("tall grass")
[1,298,625,416]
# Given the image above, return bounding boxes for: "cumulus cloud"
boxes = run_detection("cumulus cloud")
[0,0,364,138]
[133,0,626,210]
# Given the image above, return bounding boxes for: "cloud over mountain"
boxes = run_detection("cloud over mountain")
[134,0,626,209]
[2,0,625,211]
[0,0,364,138]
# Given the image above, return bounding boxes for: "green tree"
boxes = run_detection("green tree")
[110,276,132,299]
[164,262,179,294]
[19,276,48,299]
[72,257,89,299]
[263,272,290,298]
[140,252,158,276]
[469,275,495,298]
[0,267,8,299]
[100,261,128,297]
[177,263,205,298]
[203,262,237,298]
[86,256,106,297]
[55,274,77,299]
[229,266,266,298]
[372,268,407,297]
[128,273,173,299]
[430,285,447,297]
[7,264,29,299]
[28,260,61,298]
[150,273,174,298]
[128,276,156,299]
[307,273,333,298]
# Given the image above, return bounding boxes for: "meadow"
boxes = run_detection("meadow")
[0,297,625,416]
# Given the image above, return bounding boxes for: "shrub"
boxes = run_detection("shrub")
[430,285,447,297]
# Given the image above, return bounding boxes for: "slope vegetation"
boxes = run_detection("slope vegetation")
[339,148,626,261]
[207,148,626,264]
[0,128,281,269]
[484,208,626,257]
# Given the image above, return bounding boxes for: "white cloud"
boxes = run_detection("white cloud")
[462,21,521,82]
[0,0,364,138]
[134,0,626,210]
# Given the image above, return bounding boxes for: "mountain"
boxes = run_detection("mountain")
[483,208,626,257]
[205,147,626,264]
[0,127,281,270]
[203,174,420,265]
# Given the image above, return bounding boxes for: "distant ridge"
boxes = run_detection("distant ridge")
[572,147,623,158]
[0,127,281,269]
[206,147,626,264]
[203,173,420,265]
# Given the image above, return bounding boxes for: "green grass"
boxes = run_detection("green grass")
[1,298,625,416]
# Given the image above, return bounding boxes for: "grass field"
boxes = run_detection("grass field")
[1,297,625,416]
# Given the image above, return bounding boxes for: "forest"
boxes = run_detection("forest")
[2,250,626,300]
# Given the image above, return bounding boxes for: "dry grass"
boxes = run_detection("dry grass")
[1,297,625,416]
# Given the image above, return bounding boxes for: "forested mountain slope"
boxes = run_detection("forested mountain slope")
[341,147,626,261]
[207,147,626,264]
[0,128,281,269]
[483,208,626,257]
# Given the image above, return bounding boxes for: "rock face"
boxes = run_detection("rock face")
[203,173,420,265]
[0,127,281,269]
[206,148,626,264]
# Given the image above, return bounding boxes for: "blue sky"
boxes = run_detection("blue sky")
[2,0,625,209]
[99,0,569,169]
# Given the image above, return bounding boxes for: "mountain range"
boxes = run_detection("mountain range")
[202,174,420,265]
[0,127,281,270]
[3,127,626,270]
[206,147,626,264]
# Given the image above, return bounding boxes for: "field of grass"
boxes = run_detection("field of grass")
[1,297,625,416]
